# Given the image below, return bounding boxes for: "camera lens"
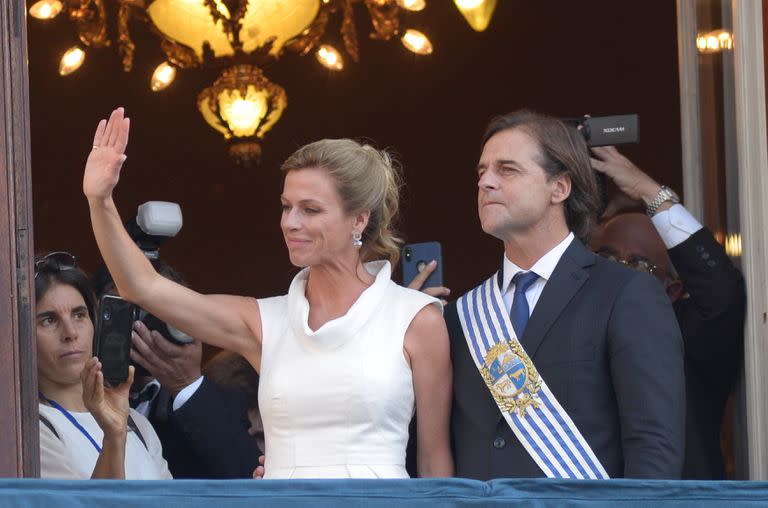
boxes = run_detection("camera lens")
[405,248,412,261]
[102,308,111,321]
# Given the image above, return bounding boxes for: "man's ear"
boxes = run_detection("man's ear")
[665,279,685,303]
[551,173,572,205]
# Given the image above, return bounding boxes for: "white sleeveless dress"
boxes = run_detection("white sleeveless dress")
[257,260,439,479]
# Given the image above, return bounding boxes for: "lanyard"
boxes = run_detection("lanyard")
[39,392,102,453]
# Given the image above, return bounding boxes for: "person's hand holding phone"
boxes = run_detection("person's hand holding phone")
[130,320,202,397]
[81,357,135,438]
[407,260,451,306]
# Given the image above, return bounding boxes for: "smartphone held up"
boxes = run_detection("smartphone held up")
[93,294,134,387]
[402,241,444,289]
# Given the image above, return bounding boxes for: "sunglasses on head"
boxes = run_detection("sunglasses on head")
[34,251,77,279]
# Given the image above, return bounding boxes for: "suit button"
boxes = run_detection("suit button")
[493,437,506,449]
[696,245,705,252]
[701,252,710,259]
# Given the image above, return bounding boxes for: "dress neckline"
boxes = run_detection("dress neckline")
[287,260,391,350]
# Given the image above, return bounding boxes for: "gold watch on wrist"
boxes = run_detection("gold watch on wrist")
[646,185,680,217]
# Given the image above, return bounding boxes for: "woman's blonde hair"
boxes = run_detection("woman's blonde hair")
[281,139,404,266]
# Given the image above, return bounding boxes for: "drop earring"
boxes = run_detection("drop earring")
[352,231,363,248]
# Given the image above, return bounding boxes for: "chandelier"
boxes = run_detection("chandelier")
[29,0,498,165]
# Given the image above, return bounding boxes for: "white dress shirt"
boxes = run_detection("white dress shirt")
[172,375,204,412]
[650,204,703,248]
[501,232,575,316]
[133,376,205,416]
[133,379,161,418]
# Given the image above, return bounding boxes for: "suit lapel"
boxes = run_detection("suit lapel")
[520,238,595,358]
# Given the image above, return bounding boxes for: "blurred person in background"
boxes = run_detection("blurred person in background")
[591,146,746,479]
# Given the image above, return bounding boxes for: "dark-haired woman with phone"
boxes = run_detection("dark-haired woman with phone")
[35,252,171,479]
[83,108,453,479]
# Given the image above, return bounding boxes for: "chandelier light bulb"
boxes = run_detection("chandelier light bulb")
[29,0,63,20]
[316,45,344,71]
[455,0,484,8]
[696,29,734,53]
[229,99,260,130]
[401,29,433,55]
[724,233,742,257]
[151,62,177,91]
[396,0,426,12]
[217,87,269,137]
[454,0,497,32]
[59,47,85,76]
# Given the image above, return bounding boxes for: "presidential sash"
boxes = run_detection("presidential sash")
[457,273,609,479]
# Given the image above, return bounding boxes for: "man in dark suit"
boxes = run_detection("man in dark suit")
[130,321,261,479]
[591,146,746,479]
[447,110,685,480]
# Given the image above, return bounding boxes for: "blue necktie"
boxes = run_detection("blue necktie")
[510,271,539,339]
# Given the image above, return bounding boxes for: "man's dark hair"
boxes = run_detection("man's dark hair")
[480,109,600,242]
[203,351,259,409]
[35,258,96,324]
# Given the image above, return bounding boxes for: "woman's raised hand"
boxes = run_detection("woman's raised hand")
[83,107,130,203]
[81,357,135,439]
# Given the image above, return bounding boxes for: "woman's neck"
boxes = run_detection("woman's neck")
[39,378,88,412]
[305,259,376,329]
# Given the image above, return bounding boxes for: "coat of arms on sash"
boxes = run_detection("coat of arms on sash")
[481,340,542,417]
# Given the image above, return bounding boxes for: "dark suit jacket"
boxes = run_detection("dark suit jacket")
[671,229,745,479]
[448,238,685,480]
[147,378,261,478]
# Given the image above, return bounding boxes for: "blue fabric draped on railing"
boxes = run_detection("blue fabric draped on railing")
[1,478,768,507]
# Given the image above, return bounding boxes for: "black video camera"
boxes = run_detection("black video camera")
[563,114,640,214]
[563,114,640,147]
[126,201,193,346]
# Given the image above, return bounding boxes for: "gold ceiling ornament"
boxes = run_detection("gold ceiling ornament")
[31,0,445,165]
[197,65,287,167]
[454,0,497,32]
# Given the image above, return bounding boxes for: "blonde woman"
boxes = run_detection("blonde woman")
[83,108,453,479]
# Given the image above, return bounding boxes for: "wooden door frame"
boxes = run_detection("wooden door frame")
[0,0,38,477]
[731,0,768,481]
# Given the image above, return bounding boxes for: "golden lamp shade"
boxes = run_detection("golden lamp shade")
[198,65,287,166]
[146,0,321,60]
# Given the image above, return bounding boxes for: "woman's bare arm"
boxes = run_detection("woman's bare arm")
[405,304,454,477]
[84,108,261,362]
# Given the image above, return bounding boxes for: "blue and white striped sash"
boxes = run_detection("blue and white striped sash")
[457,273,609,479]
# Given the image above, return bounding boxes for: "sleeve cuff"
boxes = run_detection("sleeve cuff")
[651,204,703,248]
[171,375,205,412]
